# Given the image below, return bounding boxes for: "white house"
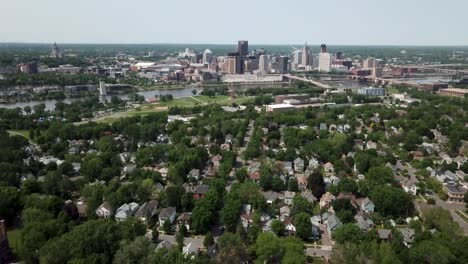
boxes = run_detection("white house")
[96,201,113,219]
[115,202,139,222]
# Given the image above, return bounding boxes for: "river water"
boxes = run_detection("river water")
[0,87,199,111]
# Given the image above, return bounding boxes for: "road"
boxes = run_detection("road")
[415,197,468,235]
[282,74,332,89]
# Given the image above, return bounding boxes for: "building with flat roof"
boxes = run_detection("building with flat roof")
[318,53,332,72]
[439,88,468,98]
[357,87,385,96]
[266,103,295,112]
[444,185,466,202]
[275,94,310,104]
[238,40,249,57]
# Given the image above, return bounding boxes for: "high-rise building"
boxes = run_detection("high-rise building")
[227,52,241,74]
[363,58,377,69]
[99,81,107,96]
[301,42,311,66]
[318,53,332,72]
[258,54,270,74]
[19,62,38,74]
[276,56,289,73]
[336,52,343,60]
[203,49,214,65]
[51,42,62,58]
[320,44,327,53]
[238,40,249,57]
[293,50,303,69]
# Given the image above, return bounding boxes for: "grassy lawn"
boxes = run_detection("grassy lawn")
[7,228,22,255]
[455,211,468,223]
[7,130,30,140]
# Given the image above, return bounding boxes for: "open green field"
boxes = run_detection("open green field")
[7,130,30,140]
[7,228,22,255]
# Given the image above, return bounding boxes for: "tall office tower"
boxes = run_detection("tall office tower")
[336,52,343,60]
[301,42,311,66]
[248,55,259,71]
[227,52,241,74]
[208,57,218,72]
[277,56,289,73]
[363,58,377,69]
[238,40,249,57]
[318,53,332,72]
[51,42,62,58]
[293,50,303,69]
[320,44,327,53]
[203,49,214,65]
[258,54,270,74]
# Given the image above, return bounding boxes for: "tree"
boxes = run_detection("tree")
[191,200,214,234]
[336,178,358,194]
[217,233,247,264]
[204,232,214,248]
[191,89,197,95]
[370,185,413,217]
[308,170,326,199]
[366,165,393,185]
[288,178,299,192]
[113,237,154,264]
[163,219,172,233]
[294,213,312,240]
[271,219,285,236]
[221,194,242,232]
[255,232,284,263]
[333,224,364,244]
[291,195,312,216]
[235,168,247,183]
[0,186,21,224]
[409,240,455,264]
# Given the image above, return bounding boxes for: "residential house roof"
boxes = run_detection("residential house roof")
[159,207,176,219]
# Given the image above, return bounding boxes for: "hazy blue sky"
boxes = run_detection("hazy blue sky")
[1,0,467,45]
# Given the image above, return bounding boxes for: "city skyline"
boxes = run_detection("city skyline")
[1,0,468,46]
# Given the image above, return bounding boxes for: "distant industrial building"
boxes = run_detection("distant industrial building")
[266,103,295,112]
[419,83,448,92]
[19,62,38,74]
[357,87,385,96]
[51,42,63,58]
[275,94,310,104]
[439,88,468,98]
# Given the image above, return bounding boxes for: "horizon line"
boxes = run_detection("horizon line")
[1,41,468,48]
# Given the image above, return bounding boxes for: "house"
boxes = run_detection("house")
[360,198,375,213]
[326,214,342,234]
[444,185,466,202]
[159,167,168,179]
[241,214,253,228]
[193,184,210,199]
[401,178,419,196]
[301,190,317,203]
[283,162,294,175]
[263,191,279,204]
[283,191,296,205]
[297,176,308,191]
[311,215,321,226]
[177,212,192,231]
[188,169,200,180]
[156,240,174,251]
[378,229,392,240]
[159,207,176,226]
[401,228,416,247]
[96,201,113,219]
[294,157,305,172]
[75,198,88,218]
[280,206,291,221]
[354,139,364,150]
[319,192,336,209]
[355,213,374,231]
[248,172,260,183]
[366,140,377,150]
[284,219,296,236]
[115,202,139,222]
[183,241,201,257]
[134,200,159,224]
[211,154,223,169]
[324,175,340,186]
[308,158,320,170]
[324,162,334,173]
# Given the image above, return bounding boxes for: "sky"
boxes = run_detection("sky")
[1,0,467,46]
